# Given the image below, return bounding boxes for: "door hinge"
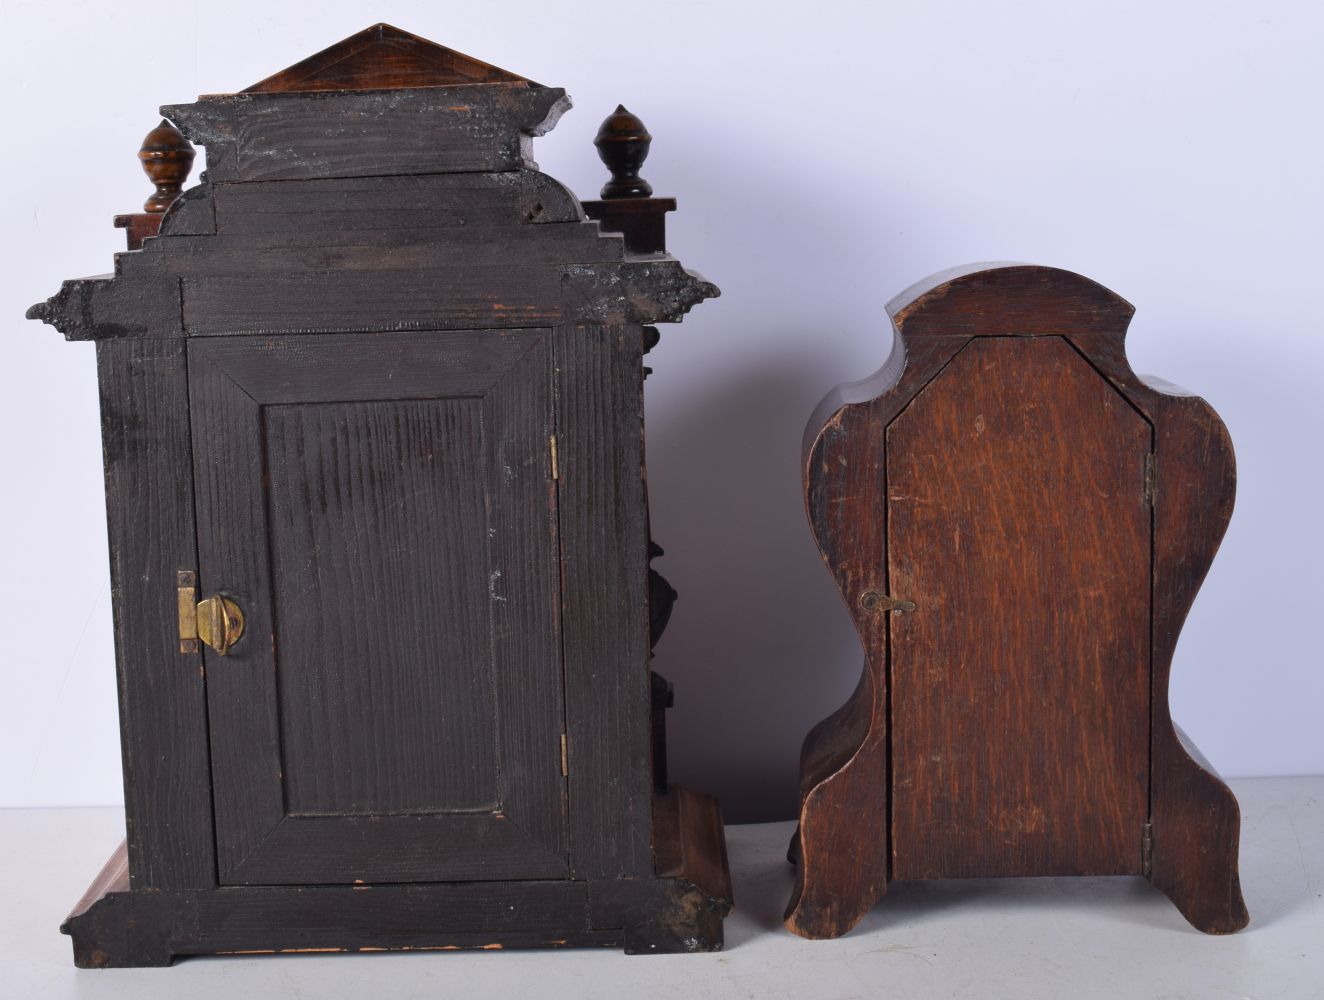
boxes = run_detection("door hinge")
[559,733,569,777]
[549,435,560,481]
[1141,821,1153,876]
[1142,452,1156,508]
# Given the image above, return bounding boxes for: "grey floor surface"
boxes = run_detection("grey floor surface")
[2,775,1319,999]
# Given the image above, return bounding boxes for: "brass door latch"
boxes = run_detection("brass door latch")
[177,570,245,655]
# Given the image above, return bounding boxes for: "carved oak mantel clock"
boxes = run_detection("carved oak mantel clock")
[28,24,730,965]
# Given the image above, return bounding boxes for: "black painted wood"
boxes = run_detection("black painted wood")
[190,331,567,884]
[96,339,215,891]
[555,323,654,879]
[162,86,571,183]
[29,25,728,962]
[63,806,730,966]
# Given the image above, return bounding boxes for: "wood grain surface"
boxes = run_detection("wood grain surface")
[554,323,654,880]
[95,339,215,891]
[242,23,532,94]
[788,264,1245,938]
[30,30,728,959]
[190,330,567,885]
[888,335,1151,879]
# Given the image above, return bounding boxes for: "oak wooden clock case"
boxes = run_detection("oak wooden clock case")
[786,264,1248,939]
[28,24,731,966]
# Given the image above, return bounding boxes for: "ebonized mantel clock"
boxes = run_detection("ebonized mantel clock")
[28,24,731,966]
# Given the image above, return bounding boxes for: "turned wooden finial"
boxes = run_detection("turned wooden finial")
[114,120,196,250]
[582,105,675,254]
[594,105,653,199]
[138,120,195,213]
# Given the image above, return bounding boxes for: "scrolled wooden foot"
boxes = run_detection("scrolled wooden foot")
[1148,725,1249,933]
[784,736,889,939]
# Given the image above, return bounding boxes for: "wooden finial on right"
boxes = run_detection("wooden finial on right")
[582,105,675,254]
[594,105,653,199]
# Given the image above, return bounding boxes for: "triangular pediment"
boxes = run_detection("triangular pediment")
[242,23,533,94]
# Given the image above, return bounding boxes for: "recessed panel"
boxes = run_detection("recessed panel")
[263,398,496,815]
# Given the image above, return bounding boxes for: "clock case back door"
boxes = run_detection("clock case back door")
[886,335,1153,879]
[188,329,568,886]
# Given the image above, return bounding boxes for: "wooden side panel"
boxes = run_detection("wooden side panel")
[785,331,968,939]
[1146,392,1246,931]
[555,323,653,879]
[1064,335,1248,931]
[96,338,216,891]
[888,336,1152,878]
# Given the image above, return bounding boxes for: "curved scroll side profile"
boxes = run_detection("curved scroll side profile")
[786,263,1247,938]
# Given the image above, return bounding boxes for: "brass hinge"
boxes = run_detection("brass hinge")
[549,435,560,481]
[559,733,569,777]
[1143,453,1157,508]
[1141,821,1153,876]
[177,570,245,656]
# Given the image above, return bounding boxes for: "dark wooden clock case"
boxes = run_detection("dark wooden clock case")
[28,25,731,966]
[786,264,1248,939]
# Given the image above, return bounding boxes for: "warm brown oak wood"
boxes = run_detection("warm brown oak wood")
[243,23,531,94]
[30,25,728,965]
[787,264,1246,939]
[889,335,1151,879]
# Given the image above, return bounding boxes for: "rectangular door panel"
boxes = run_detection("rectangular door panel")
[264,399,496,816]
[888,336,1152,879]
[189,330,567,885]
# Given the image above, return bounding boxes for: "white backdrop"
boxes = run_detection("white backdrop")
[2,0,1319,821]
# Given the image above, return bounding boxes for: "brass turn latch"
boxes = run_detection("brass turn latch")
[177,570,245,655]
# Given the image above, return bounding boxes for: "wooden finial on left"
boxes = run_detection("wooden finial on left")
[138,120,195,213]
[115,120,195,250]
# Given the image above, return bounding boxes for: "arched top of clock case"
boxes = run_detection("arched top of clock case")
[888,263,1135,339]
[803,264,1142,458]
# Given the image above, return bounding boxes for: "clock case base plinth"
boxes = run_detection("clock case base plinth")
[64,787,730,967]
